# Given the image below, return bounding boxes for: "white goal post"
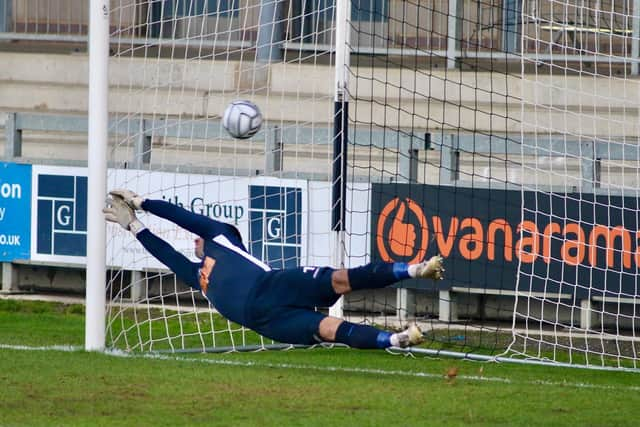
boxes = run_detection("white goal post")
[85,0,109,351]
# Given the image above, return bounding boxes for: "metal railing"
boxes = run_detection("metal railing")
[6,111,639,194]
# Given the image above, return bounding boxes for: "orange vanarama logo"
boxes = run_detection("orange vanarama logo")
[377,197,428,264]
[376,196,638,269]
[199,256,216,294]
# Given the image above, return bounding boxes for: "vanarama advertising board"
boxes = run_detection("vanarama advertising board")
[372,183,640,298]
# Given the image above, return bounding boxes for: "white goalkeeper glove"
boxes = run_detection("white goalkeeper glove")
[103,196,145,234]
[109,189,145,211]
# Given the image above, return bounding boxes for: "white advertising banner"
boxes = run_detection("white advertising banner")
[30,165,316,270]
[29,164,372,271]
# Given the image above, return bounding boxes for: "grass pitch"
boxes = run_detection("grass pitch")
[1,299,639,426]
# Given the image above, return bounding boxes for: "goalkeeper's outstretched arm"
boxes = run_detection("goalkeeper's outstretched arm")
[109,189,244,248]
[135,228,201,289]
[141,199,233,240]
[103,196,201,290]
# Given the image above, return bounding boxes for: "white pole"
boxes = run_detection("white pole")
[447,0,459,69]
[329,0,350,319]
[334,0,350,98]
[85,0,109,351]
[632,0,640,75]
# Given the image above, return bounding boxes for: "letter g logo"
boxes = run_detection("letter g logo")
[376,197,428,264]
[267,216,282,239]
[56,205,72,227]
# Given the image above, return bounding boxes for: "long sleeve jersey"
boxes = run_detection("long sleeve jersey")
[134,199,271,326]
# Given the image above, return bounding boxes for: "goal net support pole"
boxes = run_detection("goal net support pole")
[329,0,351,319]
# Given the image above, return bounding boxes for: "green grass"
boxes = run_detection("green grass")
[107,304,266,351]
[1,299,640,426]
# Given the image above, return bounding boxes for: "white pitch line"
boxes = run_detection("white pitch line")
[107,349,508,383]
[0,344,83,351]
[2,343,639,391]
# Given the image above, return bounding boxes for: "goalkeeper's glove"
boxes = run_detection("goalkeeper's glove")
[103,196,145,234]
[109,189,145,211]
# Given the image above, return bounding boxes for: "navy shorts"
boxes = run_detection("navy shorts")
[247,267,340,345]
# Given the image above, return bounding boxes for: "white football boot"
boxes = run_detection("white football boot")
[390,324,424,348]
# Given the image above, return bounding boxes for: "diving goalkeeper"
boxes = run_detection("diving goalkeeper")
[103,190,444,349]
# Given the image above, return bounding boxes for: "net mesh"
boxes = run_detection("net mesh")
[101,0,640,368]
[105,0,335,352]
[511,0,640,368]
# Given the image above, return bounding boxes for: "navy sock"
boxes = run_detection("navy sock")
[334,321,392,349]
[347,262,410,291]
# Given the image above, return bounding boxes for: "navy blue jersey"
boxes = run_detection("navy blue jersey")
[135,199,341,344]
[136,199,272,326]
[199,234,270,325]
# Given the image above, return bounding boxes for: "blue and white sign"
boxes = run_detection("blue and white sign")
[31,166,87,263]
[249,185,303,269]
[0,162,31,261]
[28,166,314,269]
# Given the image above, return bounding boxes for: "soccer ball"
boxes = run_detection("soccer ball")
[222,100,263,139]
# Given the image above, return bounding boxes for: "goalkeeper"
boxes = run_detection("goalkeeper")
[103,190,444,349]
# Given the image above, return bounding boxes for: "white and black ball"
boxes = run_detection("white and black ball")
[222,100,263,139]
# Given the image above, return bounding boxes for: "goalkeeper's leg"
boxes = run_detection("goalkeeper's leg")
[262,257,444,310]
[332,255,444,294]
[320,317,423,349]
[253,310,423,349]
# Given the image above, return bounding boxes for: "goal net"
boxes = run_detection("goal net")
[340,0,640,369]
[100,0,640,369]
[341,0,524,359]
[512,0,640,369]
[105,0,337,352]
